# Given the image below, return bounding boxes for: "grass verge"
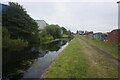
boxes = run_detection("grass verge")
[43,36,118,78]
[80,35,119,60]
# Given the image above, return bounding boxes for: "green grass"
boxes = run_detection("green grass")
[80,35,119,60]
[43,36,118,78]
[43,36,89,78]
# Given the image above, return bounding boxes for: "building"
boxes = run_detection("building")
[77,30,84,35]
[108,29,120,44]
[101,33,108,41]
[88,32,93,39]
[85,31,93,39]
[0,4,9,25]
[0,3,9,11]
[93,33,102,40]
[35,20,47,29]
[92,32,108,41]
[85,31,93,35]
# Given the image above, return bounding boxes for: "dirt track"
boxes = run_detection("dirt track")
[90,45,120,68]
[79,36,120,68]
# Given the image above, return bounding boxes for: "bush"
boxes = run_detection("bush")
[3,38,28,48]
[45,24,62,39]
[39,30,53,43]
[2,27,28,48]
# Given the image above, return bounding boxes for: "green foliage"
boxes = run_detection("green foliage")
[2,27,10,38]
[2,2,39,44]
[67,30,72,35]
[61,27,67,34]
[2,26,28,48]
[3,38,28,48]
[45,24,62,39]
[2,2,68,47]
[39,29,53,43]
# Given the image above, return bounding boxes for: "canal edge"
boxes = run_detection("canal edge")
[40,42,70,78]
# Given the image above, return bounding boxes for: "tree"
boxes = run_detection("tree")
[61,27,67,34]
[76,30,79,34]
[67,30,72,35]
[45,24,62,39]
[2,27,28,47]
[2,2,39,44]
[2,27,10,38]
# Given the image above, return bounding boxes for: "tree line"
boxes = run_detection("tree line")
[2,2,71,48]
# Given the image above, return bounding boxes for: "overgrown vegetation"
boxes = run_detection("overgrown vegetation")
[2,2,71,48]
[2,27,28,48]
[2,2,39,47]
[39,29,53,43]
[81,35,119,60]
[45,24,62,39]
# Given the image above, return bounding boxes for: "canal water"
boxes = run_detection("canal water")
[2,39,69,80]
[23,42,68,78]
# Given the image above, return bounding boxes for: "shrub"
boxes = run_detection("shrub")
[3,38,28,48]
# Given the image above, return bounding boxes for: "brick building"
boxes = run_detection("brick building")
[108,29,120,44]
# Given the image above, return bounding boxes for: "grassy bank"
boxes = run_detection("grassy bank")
[80,35,119,60]
[43,36,118,78]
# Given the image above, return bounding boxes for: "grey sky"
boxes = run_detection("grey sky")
[2,0,118,33]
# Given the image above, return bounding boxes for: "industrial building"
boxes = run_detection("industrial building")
[35,20,47,29]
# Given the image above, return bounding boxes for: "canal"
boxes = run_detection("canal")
[2,39,70,80]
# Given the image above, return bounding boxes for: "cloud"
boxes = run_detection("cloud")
[2,1,118,33]
[1,0,117,3]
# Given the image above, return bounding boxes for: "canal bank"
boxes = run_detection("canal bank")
[3,38,70,80]
[43,36,118,78]
[23,42,69,78]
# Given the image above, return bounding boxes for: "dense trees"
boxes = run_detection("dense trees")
[2,2,72,47]
[61,27,67,34]
[2,27,28,47]
[2,2,39,45]
[39,29,53,43]
[45,24,62,39]
[38,24,63,43]
[2,2,40,47]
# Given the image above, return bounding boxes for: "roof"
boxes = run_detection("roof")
[93,32,102,35]
[36,20,45,22]
[111,29,120,32]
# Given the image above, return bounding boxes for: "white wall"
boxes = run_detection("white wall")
[36,20,47,29]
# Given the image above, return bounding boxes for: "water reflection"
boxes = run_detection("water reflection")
[2,39,68,80]
[39,39,67,51]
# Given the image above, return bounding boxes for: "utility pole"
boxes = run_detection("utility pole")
[117,1,120,29]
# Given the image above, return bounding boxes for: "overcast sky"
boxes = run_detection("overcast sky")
[2,0,119,33]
